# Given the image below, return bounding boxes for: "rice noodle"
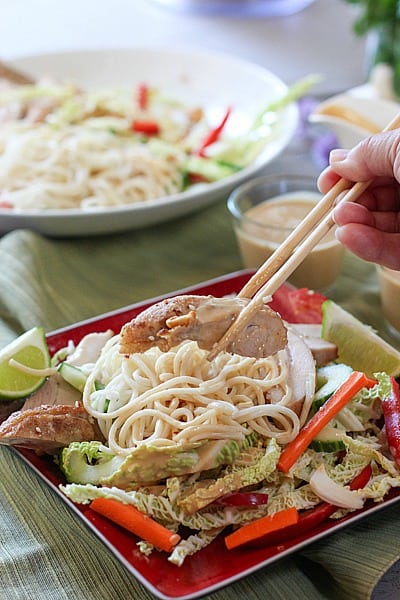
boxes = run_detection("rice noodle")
[0,123,183,210]
[83,337,301,454]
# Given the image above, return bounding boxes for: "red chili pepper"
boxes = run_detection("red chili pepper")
[196,106,232,157]
[130,119,160,136]
[247,463,372,548]
[215,492,269,507]
[0,201,13,209]
[136,83,149,111]
[381,376,400,467]
[186,172,209,185]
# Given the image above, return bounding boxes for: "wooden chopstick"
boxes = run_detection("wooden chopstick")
[236,175,351,300]
[208,111,400,361]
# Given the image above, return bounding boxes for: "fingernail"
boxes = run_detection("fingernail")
[330,149,349,164]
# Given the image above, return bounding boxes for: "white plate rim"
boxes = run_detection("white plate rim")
[1,46,299,236]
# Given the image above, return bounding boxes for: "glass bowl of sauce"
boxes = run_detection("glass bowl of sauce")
[227,174,345,291]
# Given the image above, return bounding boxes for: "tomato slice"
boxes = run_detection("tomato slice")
[215,492,269,507]
[286,288,328,324]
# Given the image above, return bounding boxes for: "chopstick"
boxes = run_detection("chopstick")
[207,111,400,361]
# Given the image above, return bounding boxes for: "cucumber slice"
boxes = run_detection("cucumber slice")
[58,362,87,393]
[309,439,346,452]
[309,426,346,452]
[313,363,353,410]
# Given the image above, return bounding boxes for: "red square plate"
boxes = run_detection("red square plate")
[11,270,400,600]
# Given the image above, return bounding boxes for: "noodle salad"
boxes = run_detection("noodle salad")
[0,77,311,211]
[1,290,400,565]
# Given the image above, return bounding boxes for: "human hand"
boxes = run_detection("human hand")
[317,130,400,269]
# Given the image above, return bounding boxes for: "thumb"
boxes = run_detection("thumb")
[329,130,400,184]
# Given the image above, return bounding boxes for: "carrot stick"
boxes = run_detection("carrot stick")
[90,497,181,552]
[224,507,299,550]
[278,371,376,473]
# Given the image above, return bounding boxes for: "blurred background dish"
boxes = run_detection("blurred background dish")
[0,46,299,237]
[148,0,316,17]
[309,64,400,147]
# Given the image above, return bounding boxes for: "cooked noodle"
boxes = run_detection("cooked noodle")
[83,337,301,455]
[0,123,183,210]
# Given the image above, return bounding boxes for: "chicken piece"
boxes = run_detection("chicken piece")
[66,329,114,367]
[119,295,287,359]
[290,323,338,366]
[285,327,316,424]
[22,372,82,411]
[0,404,101,453]
[0,330,114,451]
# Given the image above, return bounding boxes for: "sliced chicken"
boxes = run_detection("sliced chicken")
[0,362,82,425]
[0,404,101,452]
[0,398,25,423]
[22,372,82,411]
[285,327,317,424]
[0,330,114,452]
[290,323,338,366]
[66,329,114,367]
[119,295,287,359]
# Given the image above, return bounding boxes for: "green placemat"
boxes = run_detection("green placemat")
[0,198,399,600]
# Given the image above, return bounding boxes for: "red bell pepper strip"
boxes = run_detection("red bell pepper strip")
[195,106,232,157]
[248,463,372,549]
[381,376,400,467]
[278,371,377,473]
[136,83,150,110]
[0,201,13,209]
[130,119,160,136]
[186,172,209,185]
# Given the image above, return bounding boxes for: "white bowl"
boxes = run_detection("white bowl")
[309,65,400,148]
[309,93,400,148]
[0,47,299,237]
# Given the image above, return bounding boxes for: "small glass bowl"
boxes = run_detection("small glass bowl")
[227,174,345,291]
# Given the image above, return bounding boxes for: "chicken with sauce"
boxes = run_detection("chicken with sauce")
[0,294,326,452]
[119,294,288,359]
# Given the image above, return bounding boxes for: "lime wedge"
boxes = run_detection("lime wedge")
[0,327,51,400]
[321,300,400,378]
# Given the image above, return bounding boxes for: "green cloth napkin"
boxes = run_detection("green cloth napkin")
[0,198,399,600]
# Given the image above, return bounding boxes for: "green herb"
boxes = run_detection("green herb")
[343,1,400,34]
[342,0,400,96]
